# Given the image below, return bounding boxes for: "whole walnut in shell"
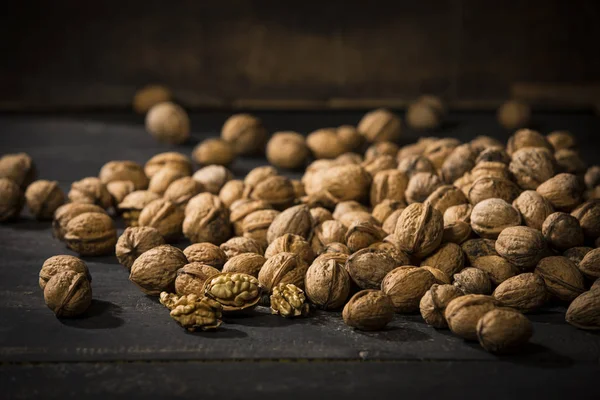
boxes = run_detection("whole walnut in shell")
[193,165,233,195]
[405,172,442,204]
[579,249,600,279]
[265,233,315,265]
[381,266,436,313]
[370,170,408,206]
[345,221,385,253]
[309,207,333,226]
[542,212,584,251]
[219,180,245,209]
[554,149,586,175]
[0,178,24,221]
[509,147,555,190]
[43,270,92,318]
[443,204,472,225]
[370,241,411,266]
[175,263,221,296]
[506,128,552,155]
[148,167,187,195]
[305,164,372,206]
[406,97,444,131]
[424,185,468,215]
[471,255,517,286]
[24,180,65,220]
[468,177,521,205]
[421,266,451,285]
[571,200,600,240]
[476,147,510,165]
[372,199,405,225]
[230,199,272,236]
[0,152,37,188]
[445,294,499,340]
[185,193,223,217]
[116,226,165,270]
[333,201,368,220]
[563,246,593,268]
[497,101,531,130]
[39,255,91,290]
[106,180,135,205]
[311,220,347,254]
[322,242,351,255]
[69,177,112,210]
[144,152,192,179]
[266,132,309,169]
[243,209,280,249]
[512,190,554,230]
[129,245,187,295]
[419,284,464,328]
[461,238,498,265]
[183,204,231,245]
[307,128,347,159]
[266,204,314,244]
[397,155,436,179]
[145,101,190,144]
[117,190,161,227]
[477,308,532,353]
[584,166,600,190]
[258,252,309,292]
[99,160,148,190]
[183,243,227,269]
[566,290,600,330]
[535,256,585,303]
[220,236,264,259]
[138,199,184,242]
[222,253,266,277]
[536,173,582,211]
[492,273,547,313]
[357,108,402,143]
[361,154,397,177]
[547,130,576,151]
[440,144,476,184]
[345,248,397,290]
[471,198,521,239]
[453,267,492,295]
[365,141,399,160]
[337,125,364,151]
[64,212,117,256]
[247,175,295,210]
[442,221,472,244]
[393,203,443,258]
[133,84,172,114]
[192,138,235,166]
[221,113,267,155]
[305,253,351,310]
[342,290,395,331]
[163,177,203,208]
[423,138,460,170]
[52,203,106,241]
[421,242,465,276]
[495,227,546,270]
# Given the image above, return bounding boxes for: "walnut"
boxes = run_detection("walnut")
[242,209,280,249]
[144,152,192,179]
[423,138,460,170]
[133,84,172,113]
[270,283,310,317]
[192,165,233,195]
[69,177,112,209]
[541,212,584,251]
[161,293,223,331]
[129,245,187,295]
[397,138,435,159]
[99,160,148,190]
[39,255,90,290]
[220,236,263,258]
[512,190,554,230]
[424,185,468,216]
[468,177,521,205]
[361,155,397,177]
[138,199,184,242]
[117,190,160,227]
[185,193,224,217]
[445,294,499,340]
[304,164,371,206]
[24,180,65,220]
[442,221,472,244]
[475,147,510,165]
[266,233,315,265]
[420,242,465,276]
[337,125,364,151]
[461,238,498,265]
[509,148,555,190]
[547,130,576,151]
[357,108,401,143]
[393,203,443,258]
[183,205,231,245]
[292,179,305,198]
[370,170,408,207]
[381,266,436,313]
[0,152,36,188]
[406,98,444,130]
[420,266,450,285]
[311,220,347,255]
[333,201,367,220]
[405,172,442,204]
[230,199,272,236]
[495,226,545,270]
[571,200,600,240]
[322,242,351,255]
[566,290,600,330]
[52,203,106,241]
[258,252,309,292]
[266,204,314,244]
[579,248,600,279]
[537,173,583,211]
[471,161,512,181]
[471,198,521,239]
[106,180,135,205]
[492,273,547,313]
[419,284,464,328]
[305,253,351,310]
[477,308,532,353]
[43,270,92,318]
[397,155,436,179]
[443,204,472,225]
[535,256,585,303]
[164,177,203,208]
[345,248,397,290]
[148,167,187,195]
[306,128,346,159]
[244,166,278,189]
[584,166,600,190]
[247,175,295,210]
[116,226,165,270]
[266,131,309,169]
[64,212,117,256]
[175,263,220,296]
[453,267,492,295]
[309,207,333,225]
[507,128,552,155]
[145,101,189,144]
[365,141,399,160]
[369,241,411,266]
[345,221,385,253]
[218,180,245,209]
[192,138,235,166]
[440,144,476,184]
[0,178,24,221]
[222,253,266,277]
[342,290,395,331]
[471,255,517,286]
[555,149,586,175]
[221,113,267,155]
[563,246,593,267]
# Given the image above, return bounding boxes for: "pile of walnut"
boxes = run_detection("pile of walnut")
[2,105,600,354]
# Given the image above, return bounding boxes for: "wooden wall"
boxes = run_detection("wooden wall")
[2,0,599,110]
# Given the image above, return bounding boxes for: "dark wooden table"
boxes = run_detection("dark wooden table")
[1,110,599,399]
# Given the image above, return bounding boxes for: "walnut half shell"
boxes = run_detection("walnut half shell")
[203,272,263,312]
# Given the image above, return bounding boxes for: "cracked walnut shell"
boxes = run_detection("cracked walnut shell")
[116,226,165,270]
[258,252,309,293]
[64,212,117,256]
[43,270,92,318]
[270,283,310,318]
[203,272,262,312]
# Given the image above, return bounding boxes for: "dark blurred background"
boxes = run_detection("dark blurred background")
[2,0,599,111]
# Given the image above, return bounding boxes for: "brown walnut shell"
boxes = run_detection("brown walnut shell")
[461,238,498,265]
[393,202,443,258]
[221,113,267,155]
[342,290,395,331]
[258,252,309,292]
[305,253,351,310]
[118,190,161,227]
[512,190,554,230]
[220,236,264,259]
[265,233,315,265]
[193,165,233,195]
[420,242,465,277]
[242,209,281,249]
[419,283,464,328]
[0,178,24,221]
[99,160,148,190]
[164,177,203,208]
[370,169,408,206]
[578,248,600,279]
[381,266,436,313]
[145,101,190,144]
[470,198,521,239]
[129,245,188,295]
[183,205,231,245]
[492,273,547,313]
[52,203,106,241]
[405,172,442,204]
[476,308,532,354]
[453,267,492,295]
[509,147,555,190]
[357,108,402,143]
[345,248,397,290]
[571,200,600,240]
[25,180,65,220]
[222,253,266,277]
[471,255,517,286]
[68,177,112,210]
[266,204,314,244]
[64,212,117,256]
[444,294,499,340]
[542,212,584,251]
[144,152,192,179]
[495,227,546,270]
[39,255,90,290]
[183,243,227,269]
[175,263,221,296]
[0,152,37,188]
[566,290,600,330]
[115,226,165,270]
[138,199,184,242]
[43,271,92,318]
[535,256,585,303]
[536,173,582,211]
[311,220,347,255]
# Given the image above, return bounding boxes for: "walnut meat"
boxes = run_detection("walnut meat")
[115,226,165,270]
[220,236,264,258]
[64,212,117,256]
[175,263,220,296]
[138,199,184,242]
[265,233,315,265]
[204,272,262,312]
[144,152,192,179]
[471,198,521,239]
[160,293,223,331]
[43,270,92,318]
[345,248,397,290]
[39,255,90,290]
[445,294,499,340]
[496,227,546,270]
[357,108,402,143]
[266,132,309,169]
[266,204,314,244]
[393,203,443,258]
[221,113,267,155]
[536,173,583,211]
[512,190,554,230]
[0,178,24,221]
[222,253,266,277]
[535,256,585,303]
[193,165,233,195]
[571,200,600,240]
[183,243,227,269]
[0,152,36,188]
[305,253,351,310]
[270,283,310,317]
[419,284,464,328]
[542,212,584,251]
[258,252,309,292]
[192,138,235,166]
[492,273,547,313]
[381,266,436,313]
[99,160,148,190]
[509,147,555,190]
[118,190,161,227]
[566,290,600,330]
[453,267,492,295]
[145,101,190,144]
[342,290,395,331]
[476,308,532,353]
[129,245,187,295]
[471,255,517,286]
[69,177,112,210]
[24,180,65,220]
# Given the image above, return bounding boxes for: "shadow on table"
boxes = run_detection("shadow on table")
[60,299,124,329]
[185,327,248,339]
[501,343,575,369]
[6,218,51,231]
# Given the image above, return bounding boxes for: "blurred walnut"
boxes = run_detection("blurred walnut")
[471,255,517,286]
[365,141,399,160]
[477,308,532,354]
[512,190,554,230]
[336,152,364,165]
[99,160,148,190]
[0,152,37,188]
[183,243,227,269]
[342,290,394,331]
[193,165,233,195]
[471,198,521,239]
[370,170,408,206]
[133,84,172,114]
[421,242,465,277]
[406,172,442,204]
[164,177,203,208]
[495,226,545,271]
[393,203,443,258]
[246,175,295,210]
[345,221,385,253]
[419,284,464,328]
[322,242,351,255]
[53,203,106,241]
[266,204,314,244]
[536,173,583,211]
[579,248,600,279]
[106,180,135,205]
[445,294,499,340]
[542,212,584,251]
[566,290,600,330]
[304,164,372,206]
[307,128,347,159]
[547,130,576,151]
[148,167,187,196]
[242,209,280,249]
[69,177,112,210]
[221,113,267,155]
[265,233,315,265]
[571,200,600,240]
[219,180,245,209]
[130,245,187,295]
[43,270,92,318]
[266,132,309,169]
[369,241,411,266]
[584,166,600,190]
[443,204,472,225]
[497,100,531,130]
[175,263,220,297]
[442,221,472,244]
[311,220,347,255]
[475,147,510,165]
[243,166,278,190]
[186,192,225,217]
[461,238,497,265]
[145,101,190,144]
[440,144,476,184]
[291,179,305,198]
[453,267,492,295]
[230,199,272,236]
[116,226,165,270]
[406,97,445,131]
[361,154,397,177]
[220,236,264,259]
[258,252,309,292]
[345,248,397,290]
[382,209,402,235]
[192,138,235,166]
[397,137,436,159]
[535,256,585,302]
[357,108,402,143]
[555,149,586,175]
[492,273,547,313]
[333,201,367,220]
[39,255,90,290]
[421,266,451,285]
[336,125,364,151]
[507,128,552,155]
[469,135,503,154]
[118,190,161,227]
[425,185,468,215]
[222,253,266,277]
[372,199,405,224]
[144,152,192,179]
[25,180,65,220]
[0,178,24,221]
[381,266,436,313]
[468,177,520,205]
[397,155,436,179]
[309,207,333,226]
[338,211,379,229]
[183,204,231,245]
[138,198,184,242]
[423,138,460,169]
[64,212,117,256]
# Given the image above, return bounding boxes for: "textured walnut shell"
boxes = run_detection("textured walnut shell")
[0,178,24,221]
[563,247,593,267]
[309,207,333,226]
[423,138,460,170]
[345,221,385,253]
[370,170,408,206]
[242,209,280,249]
[145,101,190,144]
[393,203,443,258]
[397,137,435,159]
[405,172,442,204]
[106,180,135,205]
[535,256,585,303]
[506,128,551,155]
[0,152,36,188]
[266,204,314,244]
[307,128,347,159]
[419,283,464,328]
[218,180,245,209]
[492,273,547,313]
[220,236,264,259]
[477,308,532,353]
[129,245,187,295]
[471,255,517,286]
[203,272,262,312]
[495,227,546,270]
[247,175,295,210]
[512,190,554,230]
[164,177,203,208]
[497,101,531,130]
[43,270,92,318]
[338,211,380,229]
[443,204,472,225]
[461,238,498,265]
[193,165,233,195]
[337,125,364,151]
[357,108,401,143]
[421,266,451,285]
[584,166,600,190]
[99,160,148,190]
[342,290,395,331]
[542,212,584,251]
[536,173,582,211]
[265,233,315,265]
[144,152,192,179]
[440,144,476,184]
[381,266,436,313]
[183,243,227,269]
[571,200,600,240]
[230,199,272,236]
[453,267,492,295]
[175,263,221,296]
[345,248,397,290]
[64,212,117,256]
[185,193,223,217]
[475,147,510,165]
[258,252,309,292]
[221,113,267,155]
[192,138,235,166]
[369,241,411,267]
[468,177,521,205]
[361,154,397,177]
[117,190,161,227]
[445,294,499,340]
[509,147,555,190]
[365,141,399,160]
[183,206,231,245]
[305,253,350,310]
[133,84,172,114]
[305,164,372,205]
[397,155,436,179]
[470,135,504,152]
[52,203,106,241]
[39,255,90,290]
[566,290,600,330]
[266,132,309,169]
[115,226,165,270]
[471,198,521,239]
[68,177,112,209]
[24,180,65,220]
[382,209,403,235]
[421,242,465,277]
[442,221,472,244]
[138,199,184,242]
[222,253,266,277]
[424,185,468,215]
[578,248,600,279]
[334,199,369,219]
[322,242,351,255]
[311,220,347,255]
[547,130,576,151]
[148,167,187,196]
[555,149,586,175]
[372,199,405,225]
